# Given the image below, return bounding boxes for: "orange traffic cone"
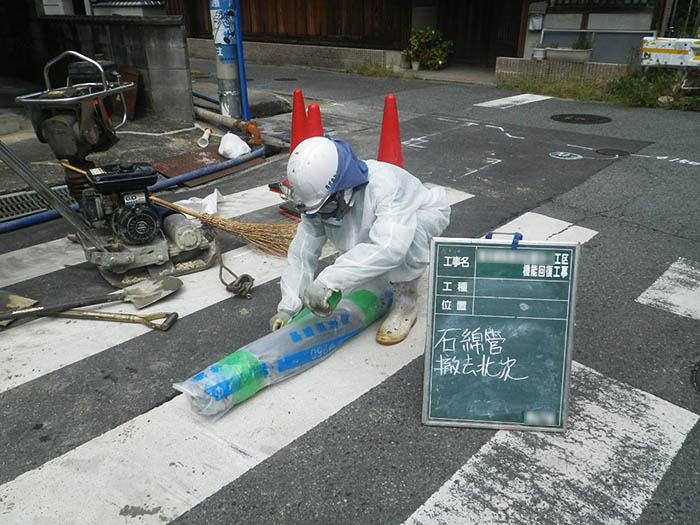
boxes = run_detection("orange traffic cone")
[290,89,307,153]
[305,103,324,139]
[377,93,404,168]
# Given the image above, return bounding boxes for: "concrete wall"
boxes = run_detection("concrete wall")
[544,12,653,31]
[92,7,166,16]
[36,15,192,126]
[588,13,653,30]
[189,38,402,71]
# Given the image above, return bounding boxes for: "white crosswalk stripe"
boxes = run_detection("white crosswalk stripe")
[636,257,700,321]
[474,94,552,109]
[405,362,698,524]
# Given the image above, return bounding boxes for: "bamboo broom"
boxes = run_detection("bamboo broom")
[59,162,297,257]
[149,195,297,257]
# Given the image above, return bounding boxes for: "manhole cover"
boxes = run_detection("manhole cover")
[551,114,612,124]
[274,78,297,81]
[596,148,630,157]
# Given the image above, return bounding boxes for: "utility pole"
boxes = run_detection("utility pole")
[209,0,242,118]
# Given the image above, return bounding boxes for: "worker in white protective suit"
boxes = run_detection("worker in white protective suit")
[269,135,450,345]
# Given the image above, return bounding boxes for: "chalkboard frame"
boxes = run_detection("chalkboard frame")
[421,237,580,432]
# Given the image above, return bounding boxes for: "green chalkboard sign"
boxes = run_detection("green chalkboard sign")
[422,237,579,431]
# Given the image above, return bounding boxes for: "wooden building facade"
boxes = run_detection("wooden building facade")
[165,1,666,67]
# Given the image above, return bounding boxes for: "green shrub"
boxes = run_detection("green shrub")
[570,37,593,50]
[497,69,699,111]
[605,69,677,107]
[345,59,403,78]
[403,28,454,70]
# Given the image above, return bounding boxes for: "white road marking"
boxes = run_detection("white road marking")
[0,189,475,525]
[491,211,598,243]
[636,257,700,321]
[0,185,285,288]
[461,158,502,178]
[404,362,699,525]
[0,187,473,394]
[475,94,551,109]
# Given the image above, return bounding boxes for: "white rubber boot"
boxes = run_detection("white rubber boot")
[376,278,419,345]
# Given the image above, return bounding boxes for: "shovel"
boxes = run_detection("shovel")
[49,309,179,331]
[0,290,38,327]
[0,276,183,323]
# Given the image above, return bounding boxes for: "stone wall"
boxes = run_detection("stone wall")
[495,57,629,85]
[35,15,193,126]
[188,38,401,71]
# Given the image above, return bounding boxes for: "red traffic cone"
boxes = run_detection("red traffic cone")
[377,93,404,168]
[290,89,307,154]
[305,103,324,139]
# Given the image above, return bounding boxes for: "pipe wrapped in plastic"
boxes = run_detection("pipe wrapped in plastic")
[173,279,393,417]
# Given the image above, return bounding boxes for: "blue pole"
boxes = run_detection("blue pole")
[233,0,250,121]
[147,146,265,192]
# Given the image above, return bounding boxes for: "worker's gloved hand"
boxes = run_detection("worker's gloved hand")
[269,310,293,332]
[303,280,335,318]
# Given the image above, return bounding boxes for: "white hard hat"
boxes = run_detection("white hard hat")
[286,136,339,215]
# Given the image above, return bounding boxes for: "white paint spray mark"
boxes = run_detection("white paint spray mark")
[461,158,502,178]
[630,154,700,165]
[550,151,584,161]
[636,257,700,321]
[475,93,552,109]
[567,143,595,150]
[505,133,525,140]
[404,362,699,525]
[549,151,616,161]
[486,125,505,132]
[403,136,430,149]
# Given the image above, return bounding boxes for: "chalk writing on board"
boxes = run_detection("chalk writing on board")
[432,327,528,382]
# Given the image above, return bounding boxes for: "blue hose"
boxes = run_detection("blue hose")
[0,147,266,233]
[148,146,265,192]
[0,205,80,234]
[192,91,220,105]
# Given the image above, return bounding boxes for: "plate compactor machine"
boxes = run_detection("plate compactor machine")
[5,51,216,287]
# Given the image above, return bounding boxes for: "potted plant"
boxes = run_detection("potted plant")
[546,36,593,63]
[403,28,455,71]
[532,42,546,61]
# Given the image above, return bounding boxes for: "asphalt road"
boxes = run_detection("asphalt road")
[1,62,699,524]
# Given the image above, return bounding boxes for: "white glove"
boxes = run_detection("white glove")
[303,280,335,318]
[269,311,293,331]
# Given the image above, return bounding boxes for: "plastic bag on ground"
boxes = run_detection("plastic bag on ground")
[218,132,251,159]
[173,189,222,215]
